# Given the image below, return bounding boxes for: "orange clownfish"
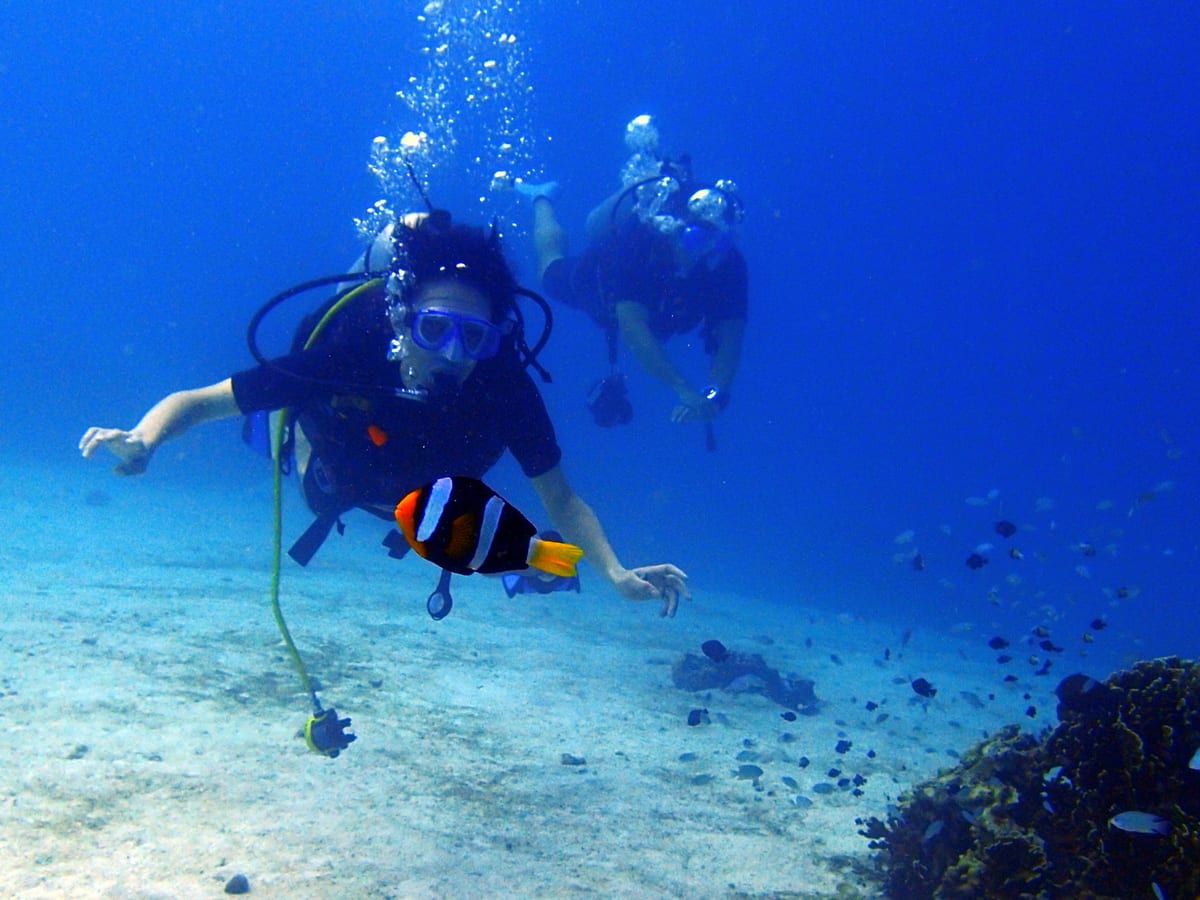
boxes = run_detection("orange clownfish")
[395,476,583,578]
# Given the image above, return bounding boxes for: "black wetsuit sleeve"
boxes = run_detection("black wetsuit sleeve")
[230,350,334,413]
[504,367,562,478]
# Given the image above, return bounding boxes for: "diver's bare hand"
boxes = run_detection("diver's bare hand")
[614,564,691,617]
[670,386,720,424]
[670,401,720,424]
[78,427,152,476]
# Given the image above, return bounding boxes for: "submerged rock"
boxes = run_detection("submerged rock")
[671,646,820,714]
[224,873,250,895]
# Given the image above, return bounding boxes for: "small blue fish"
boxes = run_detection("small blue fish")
[1108,811,1170,835]
[733,764,764,780]
[1189,746,1200,770]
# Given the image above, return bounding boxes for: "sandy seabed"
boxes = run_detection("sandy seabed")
[0,459,1057,899]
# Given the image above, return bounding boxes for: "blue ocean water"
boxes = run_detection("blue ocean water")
[3,0,1196,673]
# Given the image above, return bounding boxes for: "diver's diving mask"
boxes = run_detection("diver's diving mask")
[383,266,502,363]
[675,183,742,264]
[686,182,744,228]
[410,310,502,361]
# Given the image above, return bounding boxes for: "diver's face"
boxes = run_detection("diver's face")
[395,279,495,394]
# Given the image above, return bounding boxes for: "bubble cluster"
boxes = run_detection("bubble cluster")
[355,0,541,241]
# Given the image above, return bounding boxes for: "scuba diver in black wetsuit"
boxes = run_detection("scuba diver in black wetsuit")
[80,210,689,614]
[518,115,748,437]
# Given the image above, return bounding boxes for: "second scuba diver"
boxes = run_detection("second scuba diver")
[518,115,748,436]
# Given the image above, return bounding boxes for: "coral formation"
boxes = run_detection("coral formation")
[861,657,1200,898]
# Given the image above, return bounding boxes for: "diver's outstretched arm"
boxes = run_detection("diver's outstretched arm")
[79,379,240,475]
[706,317,745,394]
[613,300,716,423]
[531,463,690,617]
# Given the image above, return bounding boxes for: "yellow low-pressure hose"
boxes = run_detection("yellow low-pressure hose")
[267,279,383,714]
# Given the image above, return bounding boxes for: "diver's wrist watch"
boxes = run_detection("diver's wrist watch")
[702,385,730,410]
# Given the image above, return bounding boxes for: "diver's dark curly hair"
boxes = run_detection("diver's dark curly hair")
[390,210,518,323]
[389,210,553,381]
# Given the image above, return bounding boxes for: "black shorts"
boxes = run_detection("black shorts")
[543,257,611,328]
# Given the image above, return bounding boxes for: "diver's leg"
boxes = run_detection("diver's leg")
[531,197,566,280]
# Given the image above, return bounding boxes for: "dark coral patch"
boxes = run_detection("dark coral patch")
[861,658,1200,898]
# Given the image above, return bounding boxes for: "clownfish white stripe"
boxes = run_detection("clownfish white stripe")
[469,496,506,571]
[418,477,454,543]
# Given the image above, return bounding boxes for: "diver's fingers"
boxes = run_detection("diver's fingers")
[670,575,693,602]
[617,571,656,603]
[647,566,690,595]
[79,427,121,457]
[80,428,151,476]
[635,563,689,581]
[671,403,717,424]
